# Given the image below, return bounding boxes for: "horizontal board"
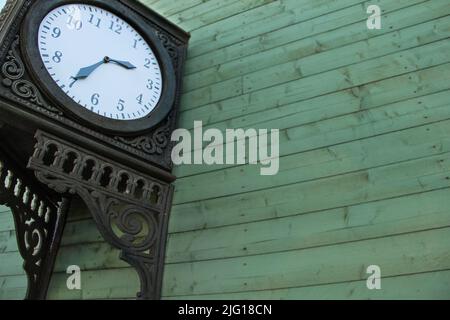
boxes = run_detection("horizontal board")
[0,230,18,253]
[0,210,14,233]
[0,251,25,277]
[184,0,447,91]
[173,92,450,203]
[163,227,450,296]
[60,218,104,246]
[166,269,450,300]
[180,60,450,144]
[188,0,373,57]
[43,187,450,266]
[28,267,450,300]
[53,242,126,273]
[170,151,450,232]
[164,0,246,31]
[166,188,450,263]
[183,0,276,32]
[0,205,11,213]
[24,189,450,269]
[1,242,124,277]
[181,38,450,111]
[0,274,27,300]
[243,17,450,93]
[177,64,450,177]
[47,268,140,300]
[183,0,432,74]
[141,0,204,18]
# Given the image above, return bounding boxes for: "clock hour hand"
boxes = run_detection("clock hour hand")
[73,57,136,81]
[108,58,136,70]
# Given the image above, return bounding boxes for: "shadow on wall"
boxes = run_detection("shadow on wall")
[45,198,140,300]
[0,199,140,300]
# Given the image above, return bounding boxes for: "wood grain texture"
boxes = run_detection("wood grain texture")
[1,0,449,299]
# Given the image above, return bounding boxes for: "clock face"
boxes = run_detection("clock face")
[37,4,163,121]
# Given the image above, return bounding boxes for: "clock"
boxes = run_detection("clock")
[21,0,176,135]
[0,0,189,300]
[39,4,164,121]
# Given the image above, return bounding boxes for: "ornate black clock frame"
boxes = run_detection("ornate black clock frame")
[0,0,189,300]
[22,0,178,135]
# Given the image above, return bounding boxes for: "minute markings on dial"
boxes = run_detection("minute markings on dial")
[38,4,163,121]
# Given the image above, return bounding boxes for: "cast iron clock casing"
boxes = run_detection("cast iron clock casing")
[0,0,189,300]
[22,0,178,135]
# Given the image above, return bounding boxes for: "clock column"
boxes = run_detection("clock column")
[0,0,189,300]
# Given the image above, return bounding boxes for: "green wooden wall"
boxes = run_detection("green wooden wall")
[1,0,450,299]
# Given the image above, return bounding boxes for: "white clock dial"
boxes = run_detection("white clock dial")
[38,4,163,121]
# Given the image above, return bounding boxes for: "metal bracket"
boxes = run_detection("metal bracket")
[28,130,172,299]
[0,147,69,300]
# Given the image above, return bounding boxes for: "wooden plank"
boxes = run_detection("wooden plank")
[184,0,277,32]
[66,198,92,222]
[178,64,450,179]
[173,92,450,203]
[181,38,450,110]
[1,242,124,277]
[164,269,450,299]
[186,0,330,43]
[50,186,450,265]
[0,205,11,213]
[0,251,24,277]
[183,2,450,91]
[60,218,104,247]
[166,0,245,31]
[170,151,450,232]
[162,227,450,296]
[47,268,140,300]
[188,0,368,56]
[166,188,450,263]
[52,242,127,273]
[0,209,14,233]
[180,61,450,136]
[243,16,450,93]
[0,275,27,300]
[0,230,18,253]
[43,267,450,299]
[40,187,450,265]
[184,0,432,74]
[140,0,204,18]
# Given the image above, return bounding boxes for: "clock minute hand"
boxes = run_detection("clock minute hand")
[74,60,105,80]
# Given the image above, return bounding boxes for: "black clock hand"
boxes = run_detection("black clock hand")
[74,56,136,81]
[108,58,136,70]
[74,60,105,80]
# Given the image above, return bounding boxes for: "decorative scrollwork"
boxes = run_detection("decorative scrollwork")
[117,115,172,156]
[0,0,16,30]
[0,147,68,300]
[0,2,185,169]
[156,31,179,67]
[1,36,61,114]
[28,131,171,300]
